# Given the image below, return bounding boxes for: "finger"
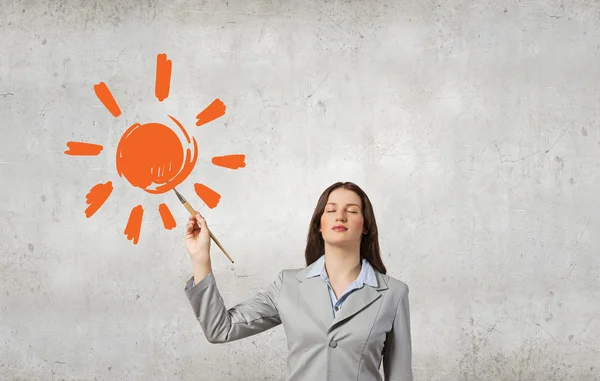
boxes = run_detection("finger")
[186,222,195,233]
[195,213,206,225]
[197,219,207,230]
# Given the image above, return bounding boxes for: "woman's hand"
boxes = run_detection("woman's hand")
[185,213,211,265]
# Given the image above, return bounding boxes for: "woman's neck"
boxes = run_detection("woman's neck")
[323,245,362,283]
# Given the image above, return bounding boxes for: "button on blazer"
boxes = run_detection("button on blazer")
[185,262,412,381]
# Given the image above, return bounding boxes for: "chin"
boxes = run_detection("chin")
[324,237,358,247]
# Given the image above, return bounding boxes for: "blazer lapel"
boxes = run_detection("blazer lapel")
[295,265,390,332]
[296,267,334,329]
[328,270,389,332]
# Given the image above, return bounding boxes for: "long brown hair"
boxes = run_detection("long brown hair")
[304,181,387,274]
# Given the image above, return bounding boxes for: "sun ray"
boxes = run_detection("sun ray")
[158,203,176,230]
[64,141,104,156]
[155,53,172,102]
[212,154,246,169]
[93,82,121,117]
[194,183,221,209]
[85,181,113,218]
[196,99,226,127]
[124,205,143,244]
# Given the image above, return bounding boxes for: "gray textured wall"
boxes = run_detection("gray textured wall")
[1,0,599,380]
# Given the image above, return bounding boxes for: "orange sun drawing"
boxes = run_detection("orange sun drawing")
[64,53,246,244]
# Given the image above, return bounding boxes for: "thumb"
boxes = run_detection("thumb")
[195,213,207,228]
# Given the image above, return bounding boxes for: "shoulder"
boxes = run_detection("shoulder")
[271,266,310,284]
[379,273,410,317]
[280,267,305,275]
[379,272,410,298]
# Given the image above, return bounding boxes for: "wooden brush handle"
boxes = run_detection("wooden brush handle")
[184,201,234,263]
[182,201,197,217]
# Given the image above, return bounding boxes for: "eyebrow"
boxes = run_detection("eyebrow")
[326,202,361,208]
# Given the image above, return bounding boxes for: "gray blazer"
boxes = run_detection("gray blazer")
[184,263,412,381]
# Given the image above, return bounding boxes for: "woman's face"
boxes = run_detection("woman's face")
[319,188,365,248]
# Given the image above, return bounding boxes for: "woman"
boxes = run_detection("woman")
[183,181,412,381]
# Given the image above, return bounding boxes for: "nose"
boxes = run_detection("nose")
[335,212,346,222]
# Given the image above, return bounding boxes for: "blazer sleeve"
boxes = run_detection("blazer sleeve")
[382,284,413,381]
[184,271,283,343]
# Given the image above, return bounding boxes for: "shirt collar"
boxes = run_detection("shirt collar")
[306,254,378,287]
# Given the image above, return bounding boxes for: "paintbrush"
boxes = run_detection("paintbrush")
[173,187,234,264]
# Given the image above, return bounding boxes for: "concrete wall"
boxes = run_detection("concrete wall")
[1,0,599,380]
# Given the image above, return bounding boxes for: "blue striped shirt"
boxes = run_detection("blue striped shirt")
[306,255,378,318]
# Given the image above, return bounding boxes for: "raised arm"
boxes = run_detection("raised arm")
[183,212,282,343]
[382,284,413,381]
[185,270,283,343]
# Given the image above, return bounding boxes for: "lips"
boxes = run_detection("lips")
[332,226,347,231]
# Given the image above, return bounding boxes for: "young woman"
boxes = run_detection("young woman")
[183,181,412,381]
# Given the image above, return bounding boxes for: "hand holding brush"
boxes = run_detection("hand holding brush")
[175,188,234,282]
